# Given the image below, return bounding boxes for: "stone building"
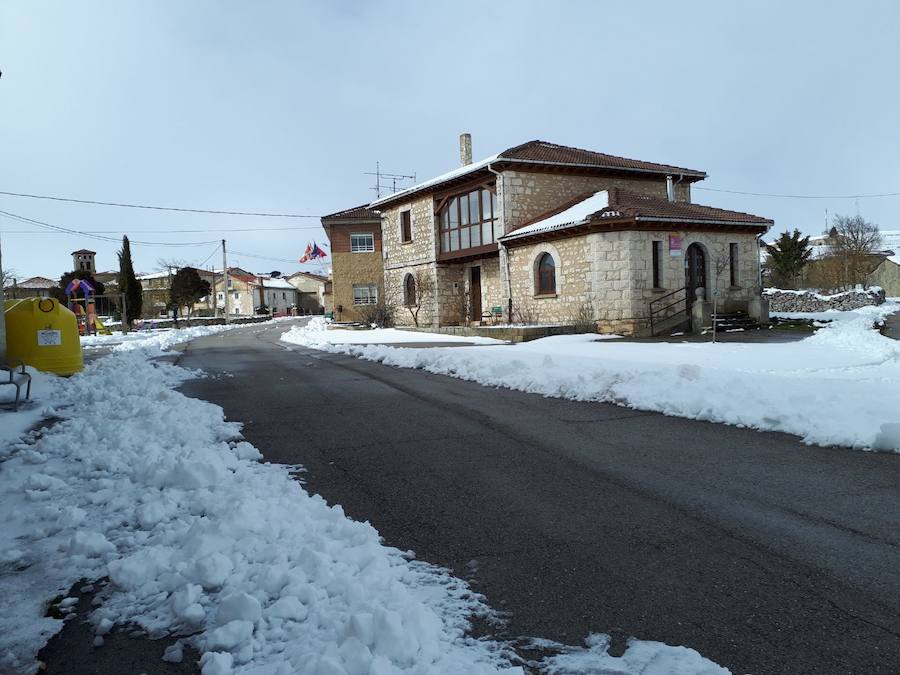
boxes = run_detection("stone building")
[5,276,57,299]
[320,205,383,322]
[366,136,772,335]
[285,270,329,314]
[71,249,96,274]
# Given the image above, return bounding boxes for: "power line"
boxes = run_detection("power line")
[695,186,900,199]
[0,189,321,218]
[0,224,326,234]
[0,209,218,247]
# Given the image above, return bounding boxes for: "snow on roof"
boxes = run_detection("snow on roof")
[369,154,499,208]
[262,277,295,289]
[136,271,171,280]
[501,190,609,240]
[10,276,57,288]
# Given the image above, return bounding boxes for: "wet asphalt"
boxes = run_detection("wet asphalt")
[173,321,900,675]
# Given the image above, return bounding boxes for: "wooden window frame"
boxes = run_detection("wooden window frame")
[729,242,739,287]
[535,252,556,296]
[438,186,497,254]
[652,240,663,289]
[350,233,375,253]
[400,210,412,244]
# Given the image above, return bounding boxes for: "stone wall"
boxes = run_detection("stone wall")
[428,257,503,326]
[506,229,763,334]
[499,170,691,234]
[867,259,900,297]
[765,287,886,312]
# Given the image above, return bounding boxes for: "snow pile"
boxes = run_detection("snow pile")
[540,634,729,675]
[282,319,504,347]
[80,319,292,353]
[282,309,900,452]
[501,190,609,240]
[0,351,520,674]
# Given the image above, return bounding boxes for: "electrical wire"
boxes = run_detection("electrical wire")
[0,209,217,247]
[0,225,326,234]
[0,189,321,218]
[695,187,900,199]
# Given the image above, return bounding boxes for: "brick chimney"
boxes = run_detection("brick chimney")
[459,133,472,166]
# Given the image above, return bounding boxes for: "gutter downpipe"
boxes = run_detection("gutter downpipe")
[487,163,513,321]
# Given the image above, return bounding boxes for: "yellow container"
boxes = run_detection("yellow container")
[5,298,83,376]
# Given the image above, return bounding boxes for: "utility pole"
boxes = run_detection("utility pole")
[0,234,6,360]
[211,265,218,318]
[222,239,230,323]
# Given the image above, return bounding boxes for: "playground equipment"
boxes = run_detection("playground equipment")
[4,298,83,376]
[66,278,100,336]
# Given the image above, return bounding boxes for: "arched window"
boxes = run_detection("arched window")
[404,273,417,306]
[536,253,556,295]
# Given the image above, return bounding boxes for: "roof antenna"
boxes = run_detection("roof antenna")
[364,162,416,199]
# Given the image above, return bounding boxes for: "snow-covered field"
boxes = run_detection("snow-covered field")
[294,325,504,346]
[282,303,900,452]
[0,325,729,674]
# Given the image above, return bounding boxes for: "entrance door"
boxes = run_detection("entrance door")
[684,243,707,302]
[470,267,482,322]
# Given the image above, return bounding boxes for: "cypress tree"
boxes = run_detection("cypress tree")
[117,236,142,325]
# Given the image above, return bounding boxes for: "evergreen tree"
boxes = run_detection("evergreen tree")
[117,236,142,325]
[169,267,211,318]
[764,229,813,289]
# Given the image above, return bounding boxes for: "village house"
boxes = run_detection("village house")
[138,267,218,318]
[365,136,773,335]
[285,270,329,314]
[320,205,383,322]
[261,276,299,315]
[5,276,57,300]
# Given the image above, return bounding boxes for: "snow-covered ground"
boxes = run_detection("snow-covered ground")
[293,325,505,347]
[0,322,732,674]
[282,303,900,452]
[80,317,295,353]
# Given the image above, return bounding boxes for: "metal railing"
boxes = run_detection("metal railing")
[648,286,687,336]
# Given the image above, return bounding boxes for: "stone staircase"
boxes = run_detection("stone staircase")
[712,311,762,332]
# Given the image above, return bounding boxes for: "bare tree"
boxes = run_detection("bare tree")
[828,215,883,289]
[710,244,732,343]
[402,268,435,327]
[0,266,20,289]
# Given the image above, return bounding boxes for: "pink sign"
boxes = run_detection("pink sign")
[668,234,682,256]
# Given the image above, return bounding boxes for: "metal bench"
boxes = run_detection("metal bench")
[1,361,32,411]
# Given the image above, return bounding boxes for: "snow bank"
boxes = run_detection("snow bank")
[283,312,900,452]
[282,322,505,347]
[0,351,520,674]
[539,633,729,675]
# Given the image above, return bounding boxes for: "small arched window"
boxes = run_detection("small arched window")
[404,273,417,306]
[536,253,556,295]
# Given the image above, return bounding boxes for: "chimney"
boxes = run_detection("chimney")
[666,175,675,202]
[459,133,472,166]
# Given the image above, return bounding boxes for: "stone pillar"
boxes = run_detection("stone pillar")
[691,287,712,333]
[748,293,770,324]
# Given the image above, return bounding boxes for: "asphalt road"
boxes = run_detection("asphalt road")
[174,320,900,675]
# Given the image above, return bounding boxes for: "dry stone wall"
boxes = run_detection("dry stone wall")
[765,287,886,312]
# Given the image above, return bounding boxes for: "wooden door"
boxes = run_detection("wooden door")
[685,243,707,302]
[470,267,482,321]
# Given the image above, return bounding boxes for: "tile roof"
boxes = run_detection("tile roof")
[10,276,57,288]
[370,139,707,208]
[502,189,771,243]
[71,249,97,255]
[597,190,773,225]
[499,140,705,178]
[321,204,381,221]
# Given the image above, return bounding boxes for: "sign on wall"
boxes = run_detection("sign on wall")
[668,234,682,257]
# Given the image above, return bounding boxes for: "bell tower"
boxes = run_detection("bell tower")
[71,249,96,274]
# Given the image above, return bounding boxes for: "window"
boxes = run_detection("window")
[217,292,224,300]
[282,292,286,299]
[351,233,375,252]
[404,274,416,306]
[439,187,497,253]
[729,243,739,286]
[652,240,663,289]
[353,284,377,305]
[233,292,240,300]
[536,253,556,295]
[400,211,412,243]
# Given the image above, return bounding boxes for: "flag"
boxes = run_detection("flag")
[299,241,328,263]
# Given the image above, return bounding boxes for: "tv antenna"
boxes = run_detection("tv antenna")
[365,162,416,199]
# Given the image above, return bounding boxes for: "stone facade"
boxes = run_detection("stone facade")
[507,229,761,333]
[372,159,766,335]
[499,170,691,234]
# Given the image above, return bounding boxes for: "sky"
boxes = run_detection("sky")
[1,0,899,281]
